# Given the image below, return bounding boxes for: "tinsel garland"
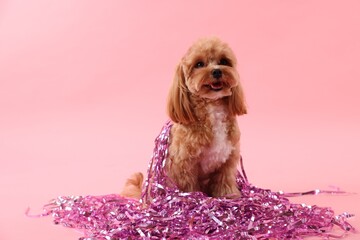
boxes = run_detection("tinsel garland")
[32,121,354,239]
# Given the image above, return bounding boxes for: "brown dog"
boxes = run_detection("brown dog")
[122,37,247,199]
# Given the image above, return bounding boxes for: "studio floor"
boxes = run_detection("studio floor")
[1,108,359,239]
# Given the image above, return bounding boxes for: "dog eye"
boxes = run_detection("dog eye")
[194,61,205,68]
[219,58,231,66]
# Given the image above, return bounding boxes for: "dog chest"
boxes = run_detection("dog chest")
[200,105,233,174]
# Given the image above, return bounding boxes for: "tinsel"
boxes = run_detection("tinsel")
[32,121,354,239]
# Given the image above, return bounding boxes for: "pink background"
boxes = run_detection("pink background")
[1,1,359,239]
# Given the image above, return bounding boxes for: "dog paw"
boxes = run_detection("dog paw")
[211,185,241,198]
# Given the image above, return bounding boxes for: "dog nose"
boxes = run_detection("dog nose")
[212,69,222,79]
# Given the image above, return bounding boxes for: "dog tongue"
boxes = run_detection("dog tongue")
[210,81,223,89]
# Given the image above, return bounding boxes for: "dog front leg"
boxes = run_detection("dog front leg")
[166,157,201,193]
[207,153,240,198]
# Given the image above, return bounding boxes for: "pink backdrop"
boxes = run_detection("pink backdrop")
[1,1,359,239]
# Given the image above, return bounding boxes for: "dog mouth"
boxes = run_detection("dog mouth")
[206,81,224,91]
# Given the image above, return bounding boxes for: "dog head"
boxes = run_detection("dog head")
[167,37,247,124]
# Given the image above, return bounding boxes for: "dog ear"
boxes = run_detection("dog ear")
[229,83,247,116]
[167,64,196,124]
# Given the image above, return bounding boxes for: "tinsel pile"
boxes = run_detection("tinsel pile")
[34,121,354,239]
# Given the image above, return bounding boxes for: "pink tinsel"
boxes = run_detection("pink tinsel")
[36,121,354,239]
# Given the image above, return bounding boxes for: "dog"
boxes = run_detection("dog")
[121,37,247,199]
